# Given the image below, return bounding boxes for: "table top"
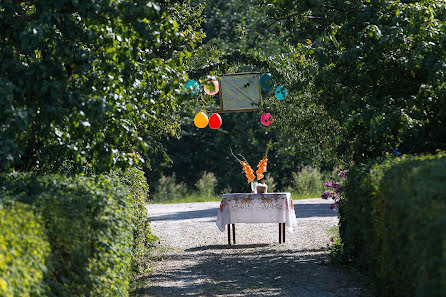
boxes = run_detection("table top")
[216,192,298,232]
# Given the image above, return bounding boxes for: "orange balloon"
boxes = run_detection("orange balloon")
[194,111,208,128]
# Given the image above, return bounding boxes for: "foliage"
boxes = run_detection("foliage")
[151,173,188,202]
[0,0,204,173]
[108,168,157,275]
[0,173,140,297]
[260,0,446,162]
[195,171,217,197]
[0,202,50,297]
[287,166,325,195]
[339,152,446,297]
[262,174,277,193]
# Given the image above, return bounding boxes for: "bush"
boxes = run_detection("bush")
[152,174,187,202]
[262,174,277,193]
[0,202,50,297]
[340,153,446,297]
[0,173,140,297]
[195,172,217,197]
[288,167,325,195]
[111,168,157,274]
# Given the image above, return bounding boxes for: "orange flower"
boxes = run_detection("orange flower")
[256,156,268,180]
[241,161,256,183]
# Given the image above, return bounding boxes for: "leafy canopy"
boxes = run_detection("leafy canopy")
[0,0,203,173]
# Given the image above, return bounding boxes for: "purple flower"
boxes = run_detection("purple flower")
[338,171,347,178]
[335,186,343,194]
[329,237,334,242]
[329,203,336,210]
[321,190,333,200]
[325,182,333,188]
[332,182,342,189]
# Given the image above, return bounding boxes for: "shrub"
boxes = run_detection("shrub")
[152,174,187,202]
[0,173,137,297]
[288,167,325,195]
[340,153,446,297]
[195,172,217,197]
[111,168,158,274]
[0,202,50,297]
[262,174,277,193]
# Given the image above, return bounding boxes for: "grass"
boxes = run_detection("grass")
[148,192,322,204]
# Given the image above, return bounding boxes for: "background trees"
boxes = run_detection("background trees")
[0,0,204,173]
[260,0,446,162]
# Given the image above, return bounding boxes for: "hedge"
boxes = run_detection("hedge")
[340,153,446,297]
[0,202,50,297]
[0,169,155,297]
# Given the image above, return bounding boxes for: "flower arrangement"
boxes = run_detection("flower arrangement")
[321,171,347,210]
[231,148,268,184]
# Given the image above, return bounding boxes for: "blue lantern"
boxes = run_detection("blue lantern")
[275,85,287,100]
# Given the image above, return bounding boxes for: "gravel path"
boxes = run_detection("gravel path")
[135,198,371,297]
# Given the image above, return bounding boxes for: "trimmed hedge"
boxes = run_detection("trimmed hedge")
[340,153,446,297]
[0,202,50,297]
[0,169,154,297]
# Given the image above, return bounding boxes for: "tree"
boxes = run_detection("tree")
[258,0,446,162]
[0,0,204,173]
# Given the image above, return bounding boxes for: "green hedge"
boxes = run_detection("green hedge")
[340,153,446,297]
[0,169,154,297]
[0,202,50,297]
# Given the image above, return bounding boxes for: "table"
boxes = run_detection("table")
[216,193,298,245]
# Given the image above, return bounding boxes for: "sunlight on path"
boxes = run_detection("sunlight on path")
[135,199,370,297]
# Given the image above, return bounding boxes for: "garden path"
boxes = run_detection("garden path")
[135,198,371,297]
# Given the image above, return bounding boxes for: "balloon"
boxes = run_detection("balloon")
[209,113,222,129]
[261,113,274,126]
[194,111,208,128]
[184,79,200,96]
[275,85,287,100]
[260,73,274,90]
[204,80,219,95]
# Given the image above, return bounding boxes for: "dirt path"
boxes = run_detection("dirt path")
[134,199,371,297]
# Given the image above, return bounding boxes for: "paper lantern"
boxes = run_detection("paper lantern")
[204,80,219,95]
[184,79,200,96]
[194,111,208,128]
[261,113,274,126]
[209,113,222,129]
[260,73,274,90]
[275,86,287,100]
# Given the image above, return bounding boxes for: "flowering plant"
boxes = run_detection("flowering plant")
[231,148,268,184]
[321,171,347,210]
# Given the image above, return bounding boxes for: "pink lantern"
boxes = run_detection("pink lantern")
[261,113,274,126]
[204,80,219,95]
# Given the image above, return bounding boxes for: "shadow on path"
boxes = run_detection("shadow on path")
[134,246,368,297]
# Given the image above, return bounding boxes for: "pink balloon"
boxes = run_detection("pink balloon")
[204,80,219,95]
[261,113,274,126]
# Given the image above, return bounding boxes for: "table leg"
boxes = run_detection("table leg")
[282,223,285,243]
[232,224,236,245]
[228,224,231,245]
[279,223,282,244]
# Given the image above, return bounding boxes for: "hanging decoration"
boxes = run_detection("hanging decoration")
[184,79,200,96]
[204,80,219,96]
[219,73,262,112]
[194,111,208,128]
[209,113,222,129]
[260,113,274,126]
[185,73,287,129]
[275,86,287,100]
[260,73,274,90]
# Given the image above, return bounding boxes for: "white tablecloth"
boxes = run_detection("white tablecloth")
[216,193,298,232]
